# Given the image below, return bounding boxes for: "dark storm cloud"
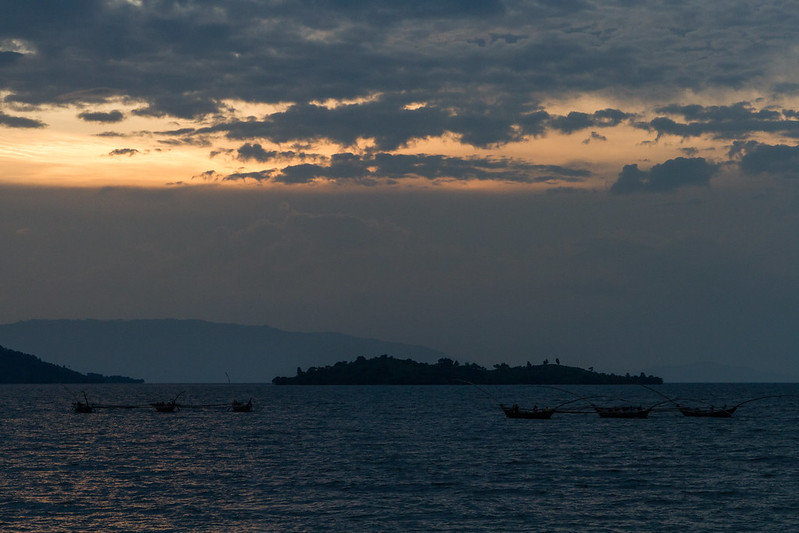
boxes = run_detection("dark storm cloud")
[78,110,124,123]
[222,152,590,185]
[610,157,718,194]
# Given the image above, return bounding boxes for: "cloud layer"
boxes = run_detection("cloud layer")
[3,1,799,188]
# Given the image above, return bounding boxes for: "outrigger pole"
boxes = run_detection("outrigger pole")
[455,379,503,406]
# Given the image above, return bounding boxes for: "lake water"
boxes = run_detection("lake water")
[1,383,798,531]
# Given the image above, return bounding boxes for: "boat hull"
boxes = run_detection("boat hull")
[231,400,253,412]
[73,402,92,413]
[501,405,554,419]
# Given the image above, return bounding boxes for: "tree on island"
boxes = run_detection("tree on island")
[272,354,662,385]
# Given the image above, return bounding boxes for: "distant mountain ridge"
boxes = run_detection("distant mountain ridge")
[0,344,143,383]
[0,319,448,383]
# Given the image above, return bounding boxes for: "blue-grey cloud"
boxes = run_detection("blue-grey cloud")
[550,109,632,134]
[78,109,124,123]
[610,157,718,194]
[0,110,45,128]
[225,151,591,185]
[642,102,799,140]
[0,50,23,67]
[3,1,798,131]
[734,141,799,177]
[236,143,298,163]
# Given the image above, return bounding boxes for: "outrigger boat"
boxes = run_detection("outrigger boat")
[638,384,791,418]
[499,393,596,419]
[151,391,184,412]
[73,391,93,413]
[231,398,253,412]
[151,401,177,412]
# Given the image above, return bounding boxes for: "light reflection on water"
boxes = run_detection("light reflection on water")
[1,383,798,531]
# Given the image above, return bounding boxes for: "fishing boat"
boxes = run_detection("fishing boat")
[231,398,253,412]
[72,391,93,413]
[593,405,651,418]
[151,392,184,412]
[501,403,555,419]
[73,400,93,413]
[151,401,178,412]
[638,384,791,419]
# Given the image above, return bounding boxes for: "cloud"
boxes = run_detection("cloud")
[191,102,630,151]
[221,152,591,185]
[583,131,607,144]
[78,110,124,123]
[2,2,796,129]
[4,1,799,189]
[0,50,24,67]
[642,102,799,140]
[212,102,453,150]
[108,148,139,157]
[236,143,277,163]
[610,157,717,194]
[734,141,799,177]
[0,111,45,128]
[550,109,632,134]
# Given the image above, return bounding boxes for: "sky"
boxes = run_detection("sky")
[2,0,799,379]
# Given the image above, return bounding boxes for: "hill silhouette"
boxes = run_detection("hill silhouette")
[273,355,663,385]
[0,319,448,383]
[0,345,143,383]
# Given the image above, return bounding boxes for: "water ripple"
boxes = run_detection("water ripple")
[1,383,798,531]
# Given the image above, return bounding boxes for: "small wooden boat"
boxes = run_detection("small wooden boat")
[156,402,177,412]
[231,398,253,412]
[639,385,793,419]
[73,401,93,413]
[151,392,184,412]
[151,401,177,412]
[501,404,555,419]
[675,394,795,418]
[72,391,93,413]
[593,405,651,418]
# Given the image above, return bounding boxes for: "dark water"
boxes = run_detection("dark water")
[1,383,798,531]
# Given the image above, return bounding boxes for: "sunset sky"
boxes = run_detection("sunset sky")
[3,1,799,379]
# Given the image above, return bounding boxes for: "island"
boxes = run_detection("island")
[0,344,144,383]
[272,355,662,385]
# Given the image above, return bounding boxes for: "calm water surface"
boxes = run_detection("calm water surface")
[1,383,798,531]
